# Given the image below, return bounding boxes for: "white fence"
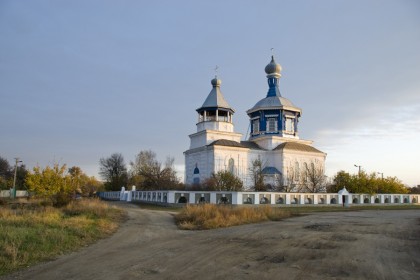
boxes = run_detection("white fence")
[0,190,29,198]
[98,188,420,206]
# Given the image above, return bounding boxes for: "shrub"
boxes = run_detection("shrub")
[175,204,291,230]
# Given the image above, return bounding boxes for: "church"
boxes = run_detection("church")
[184,56,327,190]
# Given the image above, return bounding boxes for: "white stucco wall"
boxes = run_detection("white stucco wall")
[189,129,242,149]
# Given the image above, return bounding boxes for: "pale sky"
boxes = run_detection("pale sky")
[1,0,419,186]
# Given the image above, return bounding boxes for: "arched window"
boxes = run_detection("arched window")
[193,164,200,184]
[285,118,295,133]
[228,158,235,174]
[267,118,278,132]
[253,119,260,133]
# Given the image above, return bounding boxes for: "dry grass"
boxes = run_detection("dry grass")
[175,204,292,230]
[0,199,125,276]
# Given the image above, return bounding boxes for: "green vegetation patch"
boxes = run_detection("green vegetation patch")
[282,204,420,215]
[175,204,292,230]
[175,204,420,230]
[0,199,125,276]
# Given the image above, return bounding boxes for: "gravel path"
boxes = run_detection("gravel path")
[3,202,419,280]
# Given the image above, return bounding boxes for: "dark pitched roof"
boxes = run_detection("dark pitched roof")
[240,141,264,150]
[207,139,263,150]
[274,142,324,154]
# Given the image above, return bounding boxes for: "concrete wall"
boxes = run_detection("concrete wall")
[98,190,420,206]
[0,190,29,198]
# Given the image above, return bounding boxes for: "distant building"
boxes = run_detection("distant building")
[184,56,326,190]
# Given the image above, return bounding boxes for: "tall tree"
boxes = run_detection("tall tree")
[378,176,408,194]
[99,153,128,191]
[328,170,352,192]
[329,170,408,194]
[68,166,103,196]
[82,176,104,196]
[0,156,12,190]
[283,164,301,192]
[301,161,327,193]
[249,158,265,191]
[130,150,180,190]
[0,156,28,190]
[276,171,295,192]
[209,170,243,191]
[409,185,420,194]
[26,163,76,206]
[15,164,28,190]
[69,166,84,193]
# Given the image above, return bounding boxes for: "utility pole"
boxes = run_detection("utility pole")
[12,158,22,199]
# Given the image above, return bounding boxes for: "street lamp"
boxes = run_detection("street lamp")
[354,164,361,176]
[377,172,384,194]
[12,158,22,199]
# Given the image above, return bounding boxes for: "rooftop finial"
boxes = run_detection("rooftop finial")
[271,47,274,57]
[214,65,219,78]
[211,66,221,87]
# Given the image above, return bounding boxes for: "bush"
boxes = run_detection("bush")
[175,204,291,230]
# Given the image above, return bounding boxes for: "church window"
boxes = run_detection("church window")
[253,119,260,133]
[228,158,235,174]
[193,164,200,185]
[267,118,278,132]
[285,118,295,133]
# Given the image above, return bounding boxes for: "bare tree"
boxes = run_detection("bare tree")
[274,173,291,192]
[99,153,128,191]
[249,158,266,191]
[130,150,180,190]
[282,164,300,192]
[301,161,326,193]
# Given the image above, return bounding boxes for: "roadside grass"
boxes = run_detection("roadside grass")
[0,199,126,276]
[175,203,420,230]
[282,204,420,215]
[175,204,292,230]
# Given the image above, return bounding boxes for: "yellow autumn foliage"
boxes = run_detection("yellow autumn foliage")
[26,164,76,206]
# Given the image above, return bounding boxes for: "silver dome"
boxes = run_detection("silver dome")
[247,96,301,114]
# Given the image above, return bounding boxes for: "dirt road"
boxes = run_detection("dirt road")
[3,202,419,280]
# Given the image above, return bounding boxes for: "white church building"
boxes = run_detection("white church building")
[184,56,327,189]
